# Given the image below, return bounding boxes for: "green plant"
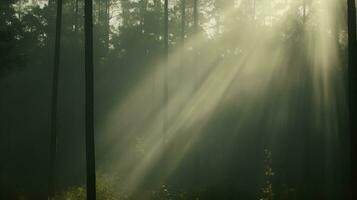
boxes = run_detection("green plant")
[259,149,274,200]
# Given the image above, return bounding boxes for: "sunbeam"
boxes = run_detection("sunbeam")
[0,0,353,199]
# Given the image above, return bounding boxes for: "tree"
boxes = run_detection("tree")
[120,0,130,27]
[303,0,306,23]
[0,0,25,75]
[348,0,357,199]
[74,0,79,34]
[85,0,96,199]
[193,0,199,85]
[163,0,168,168]
[104,0,109,53]
[181,0,186,71]
[193,0,198,34]
[49,0,63,197]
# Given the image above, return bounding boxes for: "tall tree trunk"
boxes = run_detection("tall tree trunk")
[253,0,256,20]
[139,0,148,31]
[303,0,306,23]
[181,0,186,74]
[104,0,109,53]
[193,0,198,34]
[193,0,201,190]
[181,0,186,44]
[193,0,198,83]
[46,0,56,46]
[85,0,96,199]
[75,0,79,33]
[49,0,62,197]
[163,0,168,164]
[120,0,130,27]
[98,0,101,23]
[348,0,357,199]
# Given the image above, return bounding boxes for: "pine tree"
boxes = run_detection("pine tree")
[49,0,63,197]
[85,0,96,199]
[348,0,357,199]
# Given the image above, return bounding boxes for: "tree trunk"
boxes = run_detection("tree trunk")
[85,0,96,199]
[193,0,198,83]
[163,0,168,161]
[303,0,306,23]
[139,0,148,30]
[104,0,109,53]
[120,0,130,27]
[193,0,198,34]
[181,0,186,74]
[75,0,79,33]
[348,0,357,199]
[49,0,62,197]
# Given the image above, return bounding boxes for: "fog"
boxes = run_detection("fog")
[0,0,352,199]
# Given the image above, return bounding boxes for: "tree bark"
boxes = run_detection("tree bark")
[181,0,186,73]
[193,0,198,34]
[120,0,130,27]
[49,0,62,197]
[85,0,96,199]
[163,0,168,159]
[348,0,357,199]
[75,0,79,33]
[303,0,306,23]
[104,0,109,53]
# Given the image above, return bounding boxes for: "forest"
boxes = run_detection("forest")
[1,0,357,199]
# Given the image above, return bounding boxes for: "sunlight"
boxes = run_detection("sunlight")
[1,0,351,198]
[95,0,347,195]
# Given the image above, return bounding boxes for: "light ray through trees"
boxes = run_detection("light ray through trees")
[96,0,347,196]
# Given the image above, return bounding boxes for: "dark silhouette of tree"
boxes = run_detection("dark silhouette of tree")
[120,0,130,27]
[49,0,63,197]
[193,0,199,84]
[0,0,25,75]
[85,0,96,199]
[163,0,168,168]
[303,0,306,23]
[104,0,109,53]
[193,0,198,34]
[181,0,186,73]
[74,0,79,34]
[348,0,357,199]
[0,0,353,199]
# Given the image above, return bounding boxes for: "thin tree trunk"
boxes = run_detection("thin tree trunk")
[85,0,96,199]
[253,0,256,20]
[104,0,109,53]
[46,0,56,46]
[18,0,22,20]
[75,0,79,33]
[98,0,101,23]
[303,0,306,23]
[193,0,198,84]
[49,0,62,197]
[120,0,129,27]
[193,0,198,34]
[163,0,168,163]
[348,0,357,199]
[181,0,185,75]
[193,0,201,190]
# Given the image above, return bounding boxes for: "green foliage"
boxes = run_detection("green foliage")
[259,149,274,200]
[51,187,86,200]
[0,0,24,75]
[52,174,191,200]
[51,175,120,200]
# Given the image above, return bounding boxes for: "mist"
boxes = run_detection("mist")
[0,0,354,199]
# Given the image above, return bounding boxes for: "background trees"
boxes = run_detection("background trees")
[0,0,353,199]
